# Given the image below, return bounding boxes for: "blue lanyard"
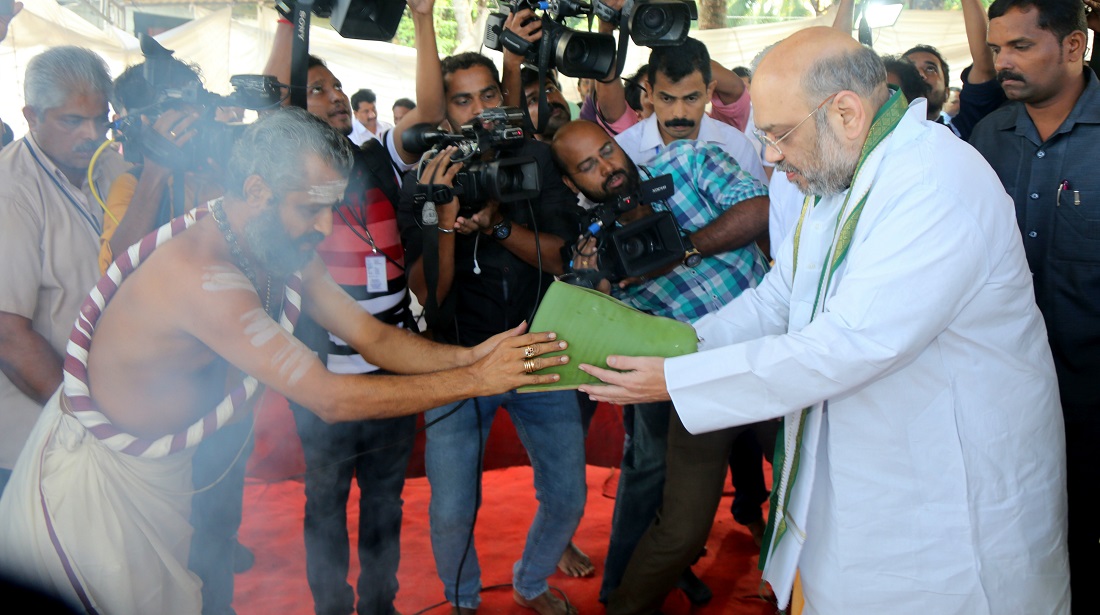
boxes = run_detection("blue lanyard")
[24,139,103,236]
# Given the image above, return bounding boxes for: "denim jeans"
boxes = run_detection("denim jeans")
[189,418,254,615]
[291,403,416,615]
[600,402,671,603]
[425,389,586,608]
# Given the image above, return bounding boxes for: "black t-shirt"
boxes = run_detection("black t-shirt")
[397,138,582,346]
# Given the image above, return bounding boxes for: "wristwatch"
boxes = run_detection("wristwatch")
[491,218,513,240]
[682,233,702,268]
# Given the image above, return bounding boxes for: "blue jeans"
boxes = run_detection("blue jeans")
[425,389,586,608]
[290,403,415,615]
[600,402,670,603]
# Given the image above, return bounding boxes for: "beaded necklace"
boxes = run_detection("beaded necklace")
[209,200,279,317]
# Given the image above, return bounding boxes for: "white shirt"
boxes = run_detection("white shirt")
[350,118,394,147]
[665,103,1069,614]
[765,172,805,260]
[0,134,128,468]
[615,113,767,184]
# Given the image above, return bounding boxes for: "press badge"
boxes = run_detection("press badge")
[365,254,388,293]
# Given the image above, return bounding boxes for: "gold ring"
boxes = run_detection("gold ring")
[523,358,537,374]
[523,345,536,359]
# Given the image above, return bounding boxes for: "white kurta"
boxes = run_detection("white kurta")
[666,102,1070,614]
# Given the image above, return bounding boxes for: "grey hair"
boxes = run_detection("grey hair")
[225,106,354,198]
[24,47,112,113]
[751,42,888,109]
[802,45,888,108]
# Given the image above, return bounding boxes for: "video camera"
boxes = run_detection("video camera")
[484,1,617,80]
[594,0,698,47]
[112,36,283,171]
[566,173,685,286]
[404,107,541,216]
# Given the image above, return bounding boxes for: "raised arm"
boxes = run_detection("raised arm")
[832,0,858,34]
[962,0,995,83]
[389,0,446,164]
[593,0,630,123]
[501,8,543,109]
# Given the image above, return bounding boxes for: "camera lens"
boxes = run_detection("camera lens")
[637,7,672,38]
[620,236,655,259]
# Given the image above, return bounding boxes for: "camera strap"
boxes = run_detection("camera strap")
[600,1,634,84]
[419,201,458,331]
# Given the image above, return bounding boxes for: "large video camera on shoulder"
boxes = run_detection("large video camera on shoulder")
[404,107,541,217]
[565,173,686,287]
[112,36,283,171]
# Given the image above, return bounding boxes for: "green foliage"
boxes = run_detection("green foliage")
[391,0,469,54]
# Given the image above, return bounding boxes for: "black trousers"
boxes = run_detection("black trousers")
[291,403,416,615]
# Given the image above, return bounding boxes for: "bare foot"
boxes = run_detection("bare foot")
[557,541,595,577]
[513,589,577,615]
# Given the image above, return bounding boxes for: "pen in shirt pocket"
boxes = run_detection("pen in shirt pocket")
[1056,180,1081,207]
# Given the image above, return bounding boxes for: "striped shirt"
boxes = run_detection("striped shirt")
[316,145,410,375]
[614,140,769,323]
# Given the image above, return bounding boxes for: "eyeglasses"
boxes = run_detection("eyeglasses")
[753,93,838,157]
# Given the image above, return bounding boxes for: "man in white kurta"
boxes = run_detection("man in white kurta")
[578,28,1070,614]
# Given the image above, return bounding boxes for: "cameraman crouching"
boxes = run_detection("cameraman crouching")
[550,119,777,615]
[396,52,585,615]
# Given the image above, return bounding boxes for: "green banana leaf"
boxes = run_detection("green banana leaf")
[518,281,699,393]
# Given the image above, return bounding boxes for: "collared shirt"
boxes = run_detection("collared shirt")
[396,138,582,346]
[615,112,767,184]
[668,101,1067,613]
[0,133,129,467]
[969,68,1100,408]
[614,140,769,323]
[350,118,394,147]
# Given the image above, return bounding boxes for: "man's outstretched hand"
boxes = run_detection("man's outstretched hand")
[578,355,670,405]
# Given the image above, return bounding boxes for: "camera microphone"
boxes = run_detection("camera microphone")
[402,123,450,155]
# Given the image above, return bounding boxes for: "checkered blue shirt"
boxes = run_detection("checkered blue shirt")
[614,140,769,322]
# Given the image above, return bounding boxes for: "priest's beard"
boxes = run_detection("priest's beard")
[779,116,860,197]
[242,205,324,277]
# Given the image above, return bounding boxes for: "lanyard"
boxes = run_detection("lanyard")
[24,139,103,236]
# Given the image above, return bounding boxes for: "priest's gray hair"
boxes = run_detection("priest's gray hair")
[24,47,112,113]
[226,106,354,198]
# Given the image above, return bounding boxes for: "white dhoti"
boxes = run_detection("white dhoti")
[0,392,201,614]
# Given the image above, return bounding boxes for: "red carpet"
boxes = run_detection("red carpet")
[234,393,777,614]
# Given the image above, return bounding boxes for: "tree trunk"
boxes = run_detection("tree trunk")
[452,0,492,53]
[699,0,728,29]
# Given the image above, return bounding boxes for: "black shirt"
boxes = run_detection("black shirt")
[969,69,1100,408]
[952,65,1009,142]
[397,138,582,346]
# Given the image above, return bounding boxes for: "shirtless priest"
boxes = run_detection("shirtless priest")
[0,107,569,614]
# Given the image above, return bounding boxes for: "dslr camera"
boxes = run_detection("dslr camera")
[404,107,541,216]
[113,36,283,171]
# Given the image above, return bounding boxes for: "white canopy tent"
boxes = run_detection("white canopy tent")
[2,0,987,139]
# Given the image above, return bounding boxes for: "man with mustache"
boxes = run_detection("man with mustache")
[0,106,567,615]
[262,3,448,615]
[550,119,773,614]
[579,26,1070,614]
[969,1,1100,611]
[0,46,129,496]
